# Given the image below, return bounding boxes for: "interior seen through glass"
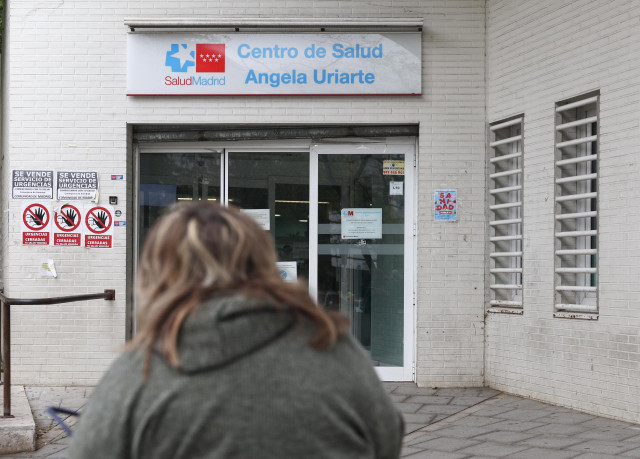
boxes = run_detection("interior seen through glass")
[139,150,405,367]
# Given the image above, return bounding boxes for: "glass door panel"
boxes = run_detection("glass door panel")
[227,152,310,281]
[139,152,222,250]
[137,144,414,381]
[317,153,407,369]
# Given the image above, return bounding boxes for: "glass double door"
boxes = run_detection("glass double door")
[138,143,414,380]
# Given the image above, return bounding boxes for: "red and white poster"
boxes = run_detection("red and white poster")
[53,204,83,246]
[83,204,114,249]
[22,201,51,245]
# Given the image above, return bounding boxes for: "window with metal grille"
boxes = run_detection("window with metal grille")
[488,116,524,313]
[554,93,599,317]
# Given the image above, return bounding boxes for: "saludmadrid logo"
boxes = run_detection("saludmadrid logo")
[165,43,227,86]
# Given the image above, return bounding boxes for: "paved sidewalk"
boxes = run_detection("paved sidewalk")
[2,384,640,458]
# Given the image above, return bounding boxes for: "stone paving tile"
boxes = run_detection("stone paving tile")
[566,439,638,455]
[575,427,640,442]
[410,436,480,452]
[622,433,640,443]
[389,394,408,402]
[509,447,582,459]
[578,417,638,429]
[518,434,585,449]
[394,402,423,414]
[496,408,551,421]
[444,413,502,428]
[427,423,501,439]
[484,418,546,432]
[416,404,467,415]
[535,410,598,424]
[434,387,499,397]
[472,430,537,444]
[467,404,517,417]
[405,424,425,434]
[572,454,619,459]
[403,413,440,425]
[403,450,468,459]
[526,421,590,436]
[392,385,438,396]
[621,446,640,457]
[448,395,494,406]
[405,395,453,405]
[456,440,530,457]
[383,382,400,392]
[493,396,558,410]
[403,431,433,446]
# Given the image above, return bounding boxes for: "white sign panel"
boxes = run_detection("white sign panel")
[83,204,114,249]
[56,171,99,201]
[13,170,54,199]
[276,261,298,283]
[127,33,421,95]
[390,181,404,196]
[341,208,382,239]
[241,209,271,231]
[53,203,83,247]
[22,201,52,245]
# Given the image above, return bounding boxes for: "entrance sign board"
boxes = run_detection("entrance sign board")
[341,208,382,239]
[22,201,52,245]
[56,171,99,201]
[12,170,54,199]
[127,33,421,96]
[53,204,83,246]
[83,204,114,248]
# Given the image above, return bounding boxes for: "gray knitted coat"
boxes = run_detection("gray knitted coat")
[68,295,404,459]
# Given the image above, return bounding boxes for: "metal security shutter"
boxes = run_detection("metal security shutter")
[554,94,599,317]
[488,116,524,312]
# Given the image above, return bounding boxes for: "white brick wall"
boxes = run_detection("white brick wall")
[486,0,640,422]
[5,0,486,386]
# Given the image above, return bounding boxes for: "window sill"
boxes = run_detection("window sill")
[487,307,523,315]
[554,312,598,320]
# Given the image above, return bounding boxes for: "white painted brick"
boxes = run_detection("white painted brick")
[5,0,486,387]
[485,0,640,423]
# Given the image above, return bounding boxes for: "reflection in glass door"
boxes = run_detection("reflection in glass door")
[313,144,414,381]
[138,143,414,381]
[138,152,222,250]
[227,152,309,281]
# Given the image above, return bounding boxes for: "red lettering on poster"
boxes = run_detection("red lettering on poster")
[23,232,50,245]
[85,234,112,249]
[54,233,81,246]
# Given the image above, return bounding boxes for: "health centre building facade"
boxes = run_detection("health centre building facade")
[2,0,640,423]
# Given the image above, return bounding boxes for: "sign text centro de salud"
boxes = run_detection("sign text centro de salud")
[127,33,422,95]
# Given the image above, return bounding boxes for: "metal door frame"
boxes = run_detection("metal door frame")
[311,142,416,381]
[135,137,416,381]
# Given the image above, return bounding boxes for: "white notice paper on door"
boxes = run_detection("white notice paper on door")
[341,208,382,239]
[241,209,270,231]
[390,181,404,196]
[276,261,297,283]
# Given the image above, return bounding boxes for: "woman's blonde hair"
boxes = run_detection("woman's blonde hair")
[133,202,347,375]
